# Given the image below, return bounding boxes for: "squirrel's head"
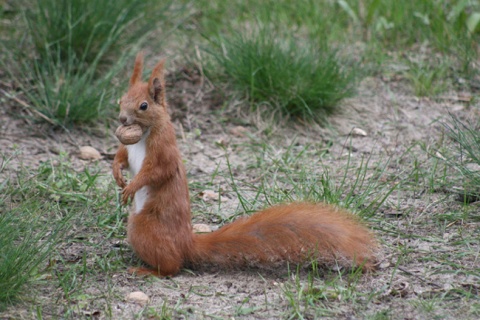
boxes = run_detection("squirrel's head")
[118,53,168,131]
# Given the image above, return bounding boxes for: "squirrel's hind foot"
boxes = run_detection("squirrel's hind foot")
[127,266,172,277]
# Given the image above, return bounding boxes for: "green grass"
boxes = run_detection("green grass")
[192,131,477,318]
[403,58,449,97]
[0,152,124,310]
[336,1,478,44]
[278,247,387,319]
[2,0,479,125]
[440,114,480,203]
[185,0,479,101]
[205,28,358,120]
[1,112,479,318]
[217,138,395,220]
[25,0,169,67]
[4,48,121,124]
[183,0,338,43]
[335,0,480,82]
[0,195,69,310]
[0,155,73,309]
[1,0,183,125]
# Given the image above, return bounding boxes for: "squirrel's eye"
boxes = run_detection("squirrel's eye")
[139,102,148,111]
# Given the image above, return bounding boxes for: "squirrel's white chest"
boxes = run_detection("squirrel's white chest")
[126,132,149,214]
[126,137,147,177]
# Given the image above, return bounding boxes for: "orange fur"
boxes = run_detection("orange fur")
[112,54,379,277]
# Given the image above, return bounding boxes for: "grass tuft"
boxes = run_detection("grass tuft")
[206,28,358,120]
[218,138,394,222]
[440,114,480,202]
[1,0,181,125]
[4,48,120,124]
[26,0,164,67]
[0,152,119,310]
[403,58,449,97]
[0,156,74,309]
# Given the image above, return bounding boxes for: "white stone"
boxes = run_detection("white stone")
[126,291,149,305]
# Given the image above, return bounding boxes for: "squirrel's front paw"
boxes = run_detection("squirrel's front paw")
[113,165,127,189]
[115,175,127,189]
[122,184,136,205]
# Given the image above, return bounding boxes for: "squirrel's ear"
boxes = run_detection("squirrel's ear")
[148,58,166,106]
[129,52,144,86]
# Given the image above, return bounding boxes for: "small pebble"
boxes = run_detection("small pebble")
[126,291,149,305]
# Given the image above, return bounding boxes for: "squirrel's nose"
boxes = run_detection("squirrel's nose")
[119,115,128,125]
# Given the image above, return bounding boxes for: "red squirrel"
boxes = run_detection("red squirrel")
[112,53,378,277]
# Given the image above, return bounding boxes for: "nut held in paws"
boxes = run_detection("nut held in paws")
[115,124,143,145]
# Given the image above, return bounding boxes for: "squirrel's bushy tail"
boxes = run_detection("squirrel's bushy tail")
[190,203,378,271]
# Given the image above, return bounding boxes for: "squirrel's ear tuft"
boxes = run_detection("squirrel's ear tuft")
[148,58,166,106]
[129,52,144,86]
